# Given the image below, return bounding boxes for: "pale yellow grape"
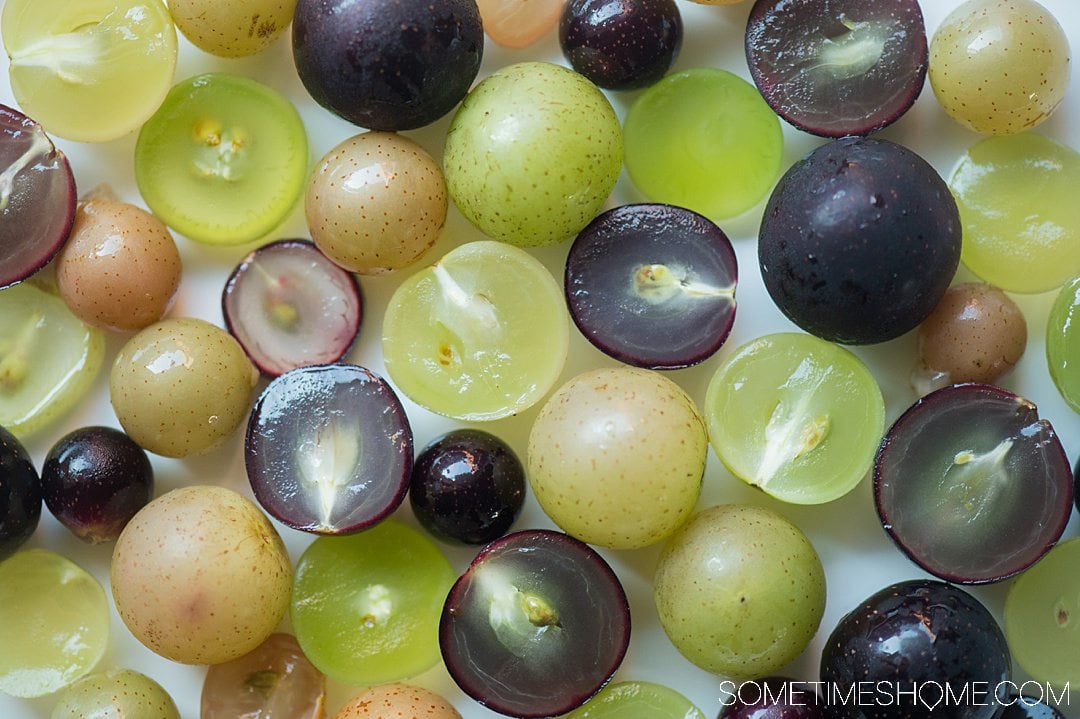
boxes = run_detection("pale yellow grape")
[169,0,298,57]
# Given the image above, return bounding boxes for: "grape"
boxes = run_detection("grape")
[950,133,1080,293]
[2,0,177,143]
[56,188,181,332]
[0,549,108,698]
[745,0,928,137]
[306,132,447,275]
[443,62,623,247]
[930,0,1070,135]
[223,240,362,377]
[0,105,75,289]
[623,68,782,221]
[478,0,563,48]
[0,280,105,439]
[335,684,462,719]
[1047,275,1080,412]
[135,73,308,246]
[292,0,483,131]
[0,427,39,561]
[564,681,706,719]
[110,317,257,457]
[291,520,455,686]
[382,241,568,421]
[41,426,153,544]
[998,696,1066,719]
[653,505,826,678]
[201,634,325,719]
[111,486,292,665]
[51,669,179,719]
[759,137,961,344]
[560,0,683,91]
[528,367,707,549]
[169,0,297,57]
[719,678,824,719]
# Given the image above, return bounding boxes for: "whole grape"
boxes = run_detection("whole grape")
[51,669,179,719]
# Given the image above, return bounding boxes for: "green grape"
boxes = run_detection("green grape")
[169,0,297,57]
[930,0,1069,135]
[1004,537,1080,689]
[653,505,826,678]
[0,549,109,698]
[382,241,568,421]
[443,61,623,247]
[565,681,706,719]
[624,68,783,221]
[135,73,308,245]
[528,367,708,549]
[704,333,884,505]
[51,669,179,719]
[950,133,1080,293]
[0,280,104,439]
[1047,276,1080,412]
[2,0,177,143]
[290,520,455,686]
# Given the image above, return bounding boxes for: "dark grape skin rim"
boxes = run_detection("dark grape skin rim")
[0,104,76,290]
[221,238,363,377]
[743,0,928,138]
[873,382,1074,585]
[243,363,412,535]
[564,202,738,371]
[439,529,632,719]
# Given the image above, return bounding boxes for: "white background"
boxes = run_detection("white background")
[2,0,1080,717]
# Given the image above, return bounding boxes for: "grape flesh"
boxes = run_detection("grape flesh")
[51,669,179,719]
[201,634,325,719]
[170,0,298,57]
[1047,275,1080,412]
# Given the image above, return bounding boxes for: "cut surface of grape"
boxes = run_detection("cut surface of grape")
[2,0,177,142]
[382,241,568,421]
[201,633,325,719]
[1048,275,1080,412]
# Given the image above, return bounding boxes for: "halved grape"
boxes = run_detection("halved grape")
[565,204,737,370]
[565,681,706,719]
[745,0,927,137]
[135,73,308,245]
[0,105,74,289]
[950,133,1080,294]
[440,530,631,718]
[2,0,177,142]
[0,426,39,561]
[479,0,563,48]
[382,241,568,421]
[223,240,361,377]
[291,520,455,686]
[0,550,108,698]
[705,333,884,504]
[246,364,412,535]
[169,0,298,57]
[1048,276,1080,412]
[201,634,325,719]
[875,384,1072,584]
[0,280,105,438]
[52,669,179,719]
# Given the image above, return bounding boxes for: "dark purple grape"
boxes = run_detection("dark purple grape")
[560,0,682,91]
[875,384,1071,584]
[41,426,153,544]
[245,364,412,535]
[745,0,927,137]
[0,425,40,560]
[440,530,630,718]
[292,0,484,131]
[820,580,1009,719]
[0,105,76,289]
[409,429,525,545]
[222,239,362,378]
[758,137,960,345]
[719,678,824,719]
[997,695,1066,719]
[566,204,737,369]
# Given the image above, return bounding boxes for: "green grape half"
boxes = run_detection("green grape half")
[565,681,706,719]
[1047,276,1080,412]
[51,669,179,719]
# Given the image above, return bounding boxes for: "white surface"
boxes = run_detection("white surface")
[3,1,1080,717]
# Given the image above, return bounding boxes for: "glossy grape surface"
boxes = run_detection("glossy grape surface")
[480,0,564,48]
[201,634,325,719]
[564,681,705,719]
[1048,275,1080,411]
[0,427,38,561]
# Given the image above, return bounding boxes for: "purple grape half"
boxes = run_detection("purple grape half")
[245,364,413,535]
[566,204,737,369]
[875,383,1072,584]
[0,105,76,289]
[440,530,631,718]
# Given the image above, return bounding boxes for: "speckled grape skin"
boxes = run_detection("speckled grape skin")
[51,669,180,719]
[111,486,292,665]
[930,0,1070,135]
[56,196,181,332]
[306,132,447,274]
[528,367,707,549]
[443,61,624,247]
[821,580,1010,719]
[654,505,825,678]
[170,0,298,57]
[560,0,683,91]
[918,283,1026,385]
[334,683,462,719]
[110,318,258,458]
